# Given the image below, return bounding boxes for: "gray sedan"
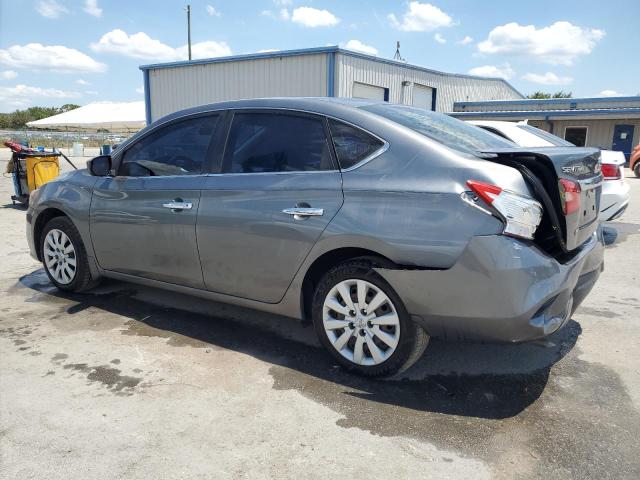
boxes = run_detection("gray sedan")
[26,98,604,376]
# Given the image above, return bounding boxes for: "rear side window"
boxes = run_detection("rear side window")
[328,119,384,170]
[224,112,334,173]
[359,104,513,155]
[121,115,218,176]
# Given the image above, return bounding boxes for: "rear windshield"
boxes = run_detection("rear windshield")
[359,104,514,154]
[517,124,574,147]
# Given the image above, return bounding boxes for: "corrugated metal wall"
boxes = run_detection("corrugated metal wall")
[148,53,328,121]
[528,119,640,151]
[334,53,522,112]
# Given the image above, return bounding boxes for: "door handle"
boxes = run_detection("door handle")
[282,207,324,220]
[162,200,193,211]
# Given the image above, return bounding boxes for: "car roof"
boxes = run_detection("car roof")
[157,97,386,122]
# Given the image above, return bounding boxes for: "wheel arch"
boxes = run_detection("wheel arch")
[33,207,71,261]
[300,247,396,322]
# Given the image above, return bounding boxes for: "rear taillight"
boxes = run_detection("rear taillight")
[558,178,581,215]
[467,180,543,240]
[601,163,622,180]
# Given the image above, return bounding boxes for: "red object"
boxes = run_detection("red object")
[3,141,34,154]
[466,180,502,204]
[629,144,640,177]
[558,178,581,215]
[600,163,622,180]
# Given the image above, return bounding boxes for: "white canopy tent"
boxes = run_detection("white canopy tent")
[26,101,146,133]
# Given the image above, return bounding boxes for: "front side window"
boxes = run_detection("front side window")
[121,115,218,176]
[224,112,334,173]
[328,119,384,169]
[360,104,513,155]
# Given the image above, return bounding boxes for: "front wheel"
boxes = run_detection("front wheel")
[41,216,98,292]
[634,161,640,178]
[312,260,429,377]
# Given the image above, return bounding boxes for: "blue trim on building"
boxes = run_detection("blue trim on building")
[326,52,335,97]
[450,108,640,119]
[143,69,151,125]
[138,46,523,98]
[455,96,640,109]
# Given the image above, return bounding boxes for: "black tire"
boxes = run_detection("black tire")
[312,259,429,377]
[634,161,640,178]
[41,216,98,292]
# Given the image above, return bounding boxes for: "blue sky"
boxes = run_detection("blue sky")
[0,0,638,112]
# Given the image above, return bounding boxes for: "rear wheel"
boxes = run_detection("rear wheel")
[312,260,429,377]
[41,216,97,292]
[634,161,640,178]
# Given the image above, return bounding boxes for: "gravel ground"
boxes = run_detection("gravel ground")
[1,147,639,479]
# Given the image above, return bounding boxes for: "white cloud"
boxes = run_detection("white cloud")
[599,89,627,97]
[343,40,378,55]
[0,43,107,73]
[434,33,446,44]
[135,86,144,94]
[85,90,98,95]
[76,78,90,85]
[478,21,605,65]
[206,5,220,17]
[0,84,80,108]
[36,0,68,19]
[388,2,453,32]
[457,36,473,45]
[83,0,102,17]
[273,0,291,5]
[291,7,339,27]
[1,70,18,79]
[468,63,515,80]
[279,8,290,20]
[185,41,232,60]
[522,72,573,85]
[256,49,280,53]
[91,29,231,61]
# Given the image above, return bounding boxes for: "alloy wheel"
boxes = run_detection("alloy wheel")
[43,229,77,285]
[322,278,400,366]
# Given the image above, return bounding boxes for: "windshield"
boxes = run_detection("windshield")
[517,124,574,147]
[359,104,514,154]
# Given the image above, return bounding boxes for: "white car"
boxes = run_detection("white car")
[468,120,630,221]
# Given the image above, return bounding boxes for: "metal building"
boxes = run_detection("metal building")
[450,97,640,160]
[140,46,523,124]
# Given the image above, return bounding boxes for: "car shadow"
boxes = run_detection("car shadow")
[1,202,27,210]
[602,221,640,248]
[19,268,580,420]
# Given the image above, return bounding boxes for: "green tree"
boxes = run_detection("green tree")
[527,91,573,99]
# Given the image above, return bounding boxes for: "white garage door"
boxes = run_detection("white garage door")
[413,84,433,110]
[352,82,386,101]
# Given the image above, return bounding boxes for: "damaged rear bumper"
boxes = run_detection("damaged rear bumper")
[375,230,604,343]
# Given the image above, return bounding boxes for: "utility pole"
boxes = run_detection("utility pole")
[186,4,192,60]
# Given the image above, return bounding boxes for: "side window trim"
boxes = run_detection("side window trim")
[220,109,339,175]
[116,112,222,177]
[325,116,389,172]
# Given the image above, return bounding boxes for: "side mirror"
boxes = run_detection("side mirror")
[87,155,112,176]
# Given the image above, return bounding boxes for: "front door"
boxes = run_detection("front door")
[612,124,635,161]
[197,110,344,303]
[90,113,220,288]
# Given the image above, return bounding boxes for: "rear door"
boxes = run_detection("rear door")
[197,110,344,303]
[90,113,221,288]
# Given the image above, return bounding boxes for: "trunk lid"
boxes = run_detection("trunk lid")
[477,146,602,252]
